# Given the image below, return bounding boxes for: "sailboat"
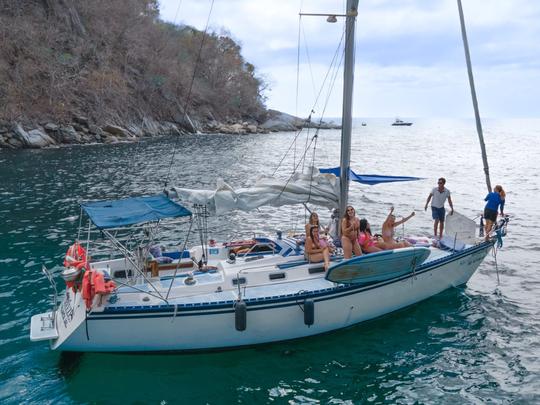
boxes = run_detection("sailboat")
[29,1,509,352]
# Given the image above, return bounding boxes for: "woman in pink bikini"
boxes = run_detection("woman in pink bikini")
[358,219,383,253]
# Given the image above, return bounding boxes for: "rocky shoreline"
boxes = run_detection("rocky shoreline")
[0,110,340,149]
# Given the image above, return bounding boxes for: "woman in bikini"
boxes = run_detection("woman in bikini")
[358,219,383,253]
[341,206,362,259]
[305,212,321,236]
[381,206,415,249]
[305,226,331,271]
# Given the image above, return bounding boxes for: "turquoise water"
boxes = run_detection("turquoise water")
[1,119,539,403]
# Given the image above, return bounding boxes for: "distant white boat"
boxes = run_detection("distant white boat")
[392,118,413,126]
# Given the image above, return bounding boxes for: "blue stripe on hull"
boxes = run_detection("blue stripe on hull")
[89,242,493,321]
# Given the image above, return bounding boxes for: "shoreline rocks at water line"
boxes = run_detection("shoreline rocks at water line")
[0,118,192,149]
[0,111,341,149]
[260,110,341,132]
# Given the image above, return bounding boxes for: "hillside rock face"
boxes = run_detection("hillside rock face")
[10,125,56,148]
[0,2,339,149]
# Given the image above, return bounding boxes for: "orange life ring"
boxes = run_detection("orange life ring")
[64,242,87,268]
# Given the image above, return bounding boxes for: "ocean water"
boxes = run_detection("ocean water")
[0,119,538,404]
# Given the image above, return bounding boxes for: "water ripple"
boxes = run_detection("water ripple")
[0,119,538,403]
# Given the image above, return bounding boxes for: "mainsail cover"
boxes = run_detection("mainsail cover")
[171,169,339,215]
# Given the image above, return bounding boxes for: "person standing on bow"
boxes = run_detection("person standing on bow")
[483,185,506,240]
[424,177,454,239]
[341,206,362,259]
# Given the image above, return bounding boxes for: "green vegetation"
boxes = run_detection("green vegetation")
[0,0,267,129]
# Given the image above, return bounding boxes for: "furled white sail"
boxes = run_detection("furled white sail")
[170,168,339,215]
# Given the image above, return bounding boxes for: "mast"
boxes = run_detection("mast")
[457,0,492,193]
[339,0,359,218]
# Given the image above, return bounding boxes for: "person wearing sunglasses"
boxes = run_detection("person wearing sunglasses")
[424,177,454,239]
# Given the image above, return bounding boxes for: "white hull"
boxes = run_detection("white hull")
[45,243,492,352]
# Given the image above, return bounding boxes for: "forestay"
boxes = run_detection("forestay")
[171,168,339,215]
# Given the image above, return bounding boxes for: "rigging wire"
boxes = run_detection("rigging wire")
[300,23,319,173]
[164,0,215,188]
[270,17,347,220]
[306,41,345,202]
[173,0,184,23]
[118,0,186,195]
[294,13,302,173]
[315,27,347,168]
[272,28,346,178]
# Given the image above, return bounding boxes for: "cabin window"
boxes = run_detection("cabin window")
[269,272,286,281]
[113,270,133,278]
[232,277,247,286]
[308,266,325,274]
[245,255,264,262]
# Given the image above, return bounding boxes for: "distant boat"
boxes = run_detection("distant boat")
[361,122,367,126]
[392,118,413,126]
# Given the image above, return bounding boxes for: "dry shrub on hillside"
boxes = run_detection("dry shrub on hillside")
[0,0,267,126]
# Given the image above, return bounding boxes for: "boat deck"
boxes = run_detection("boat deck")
[103,244,460,311]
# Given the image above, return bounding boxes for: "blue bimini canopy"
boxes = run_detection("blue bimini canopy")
[81,194,192,229]
[320,167,423,185]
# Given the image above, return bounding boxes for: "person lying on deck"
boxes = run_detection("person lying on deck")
[305,226,331,271]
[381,207,415,249]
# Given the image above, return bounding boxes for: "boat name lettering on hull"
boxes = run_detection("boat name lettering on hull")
[459,250,486,267]
[60,293,74,328]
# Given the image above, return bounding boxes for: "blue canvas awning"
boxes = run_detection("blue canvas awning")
[81,194,192,229]
[320,167,423,185]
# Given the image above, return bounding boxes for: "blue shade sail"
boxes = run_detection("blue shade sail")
[319,167,423,185]
[81,195,192,229]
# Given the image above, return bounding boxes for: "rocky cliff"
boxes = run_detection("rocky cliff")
[0,0,339,149]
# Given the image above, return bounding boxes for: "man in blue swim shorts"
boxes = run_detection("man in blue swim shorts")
[424,177,454,239]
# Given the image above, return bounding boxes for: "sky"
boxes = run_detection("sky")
[159,0,540,119]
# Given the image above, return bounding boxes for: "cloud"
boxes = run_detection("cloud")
[159,0,540,118]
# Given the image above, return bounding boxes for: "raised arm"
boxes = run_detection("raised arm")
[386,206,395,220]
[394,211,415,227]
